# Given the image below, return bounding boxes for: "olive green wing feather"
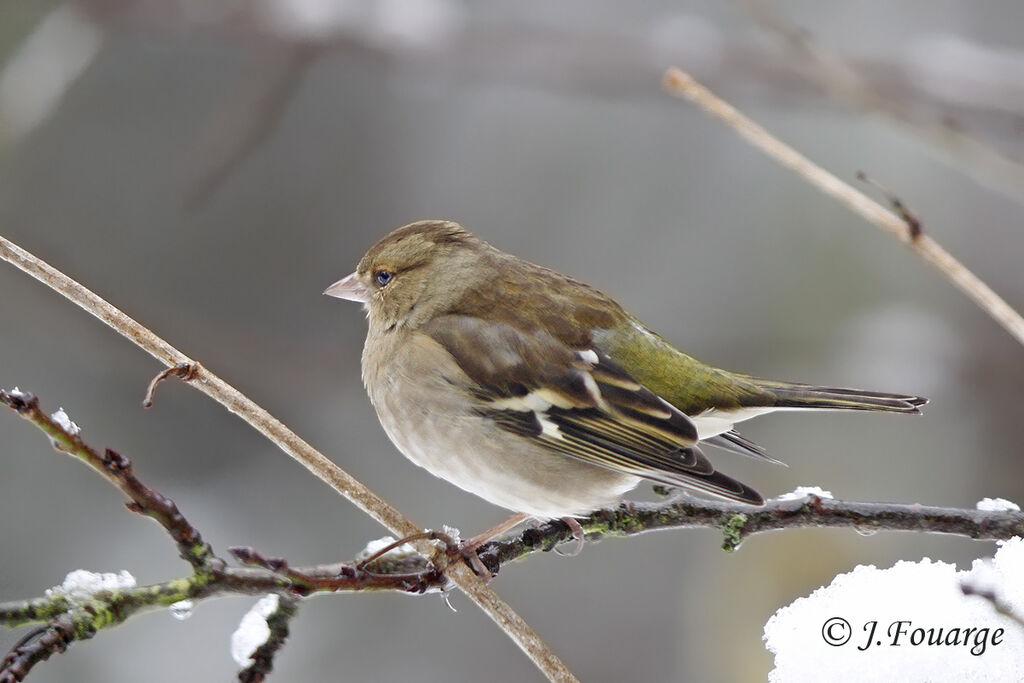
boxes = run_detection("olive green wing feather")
[422,314,764,505]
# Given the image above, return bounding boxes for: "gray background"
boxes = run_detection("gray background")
[1,1,1022,681]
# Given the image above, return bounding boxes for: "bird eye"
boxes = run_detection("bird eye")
[374,270,393,287]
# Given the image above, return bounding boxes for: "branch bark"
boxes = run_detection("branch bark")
[480,494,1024,566]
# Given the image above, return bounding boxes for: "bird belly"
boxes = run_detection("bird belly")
[383,407,638,518]
[364,335,639,518]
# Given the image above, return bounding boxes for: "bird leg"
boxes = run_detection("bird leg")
[465,512,532,549]
[458,512,532,578]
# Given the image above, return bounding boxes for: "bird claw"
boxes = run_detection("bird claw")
[552,517,585,557]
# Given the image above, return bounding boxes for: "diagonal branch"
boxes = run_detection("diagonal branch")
[662,66,1024,348]
[735,0,1024,204]
[0,236,577,682]
[1,389,216,571]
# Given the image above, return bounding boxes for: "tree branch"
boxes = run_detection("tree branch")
[0,616,75,683]
[1,389,216,572]
[0,391,454,678]
[4,387,1021,680]
[663,66,1024,348]
[0,236,577,683]
[479,493,1024,570]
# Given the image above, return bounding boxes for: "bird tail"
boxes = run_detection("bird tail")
[746,378,927,414]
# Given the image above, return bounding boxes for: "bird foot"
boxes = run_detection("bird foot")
[458,512,533,579]
[359,513,533,582]
[356,529,492,579]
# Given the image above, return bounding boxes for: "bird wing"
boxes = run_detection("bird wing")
[422,314,764,505]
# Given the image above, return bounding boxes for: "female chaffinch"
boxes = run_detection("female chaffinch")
[325,220,925,520]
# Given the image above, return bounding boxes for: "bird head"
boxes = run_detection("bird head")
[324,220,491,331]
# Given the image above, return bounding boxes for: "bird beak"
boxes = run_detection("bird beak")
[323,272,371,303]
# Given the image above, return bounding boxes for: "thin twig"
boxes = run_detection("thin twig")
[142,362,199,408]
[663,66,1024,347]
[0,615,75,683]
[228,546,446,594]
[737,0,1024,204]
[0,236,578,683]
[0,559,442,681]
[0,389,216,571]
[960,581,1024,631]
[0,393,494,680]
[855,171,922,240]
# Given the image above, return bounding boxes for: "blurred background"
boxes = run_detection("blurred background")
[1,1,1023,680]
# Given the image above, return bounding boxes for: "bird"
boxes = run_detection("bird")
[325,220,925,525]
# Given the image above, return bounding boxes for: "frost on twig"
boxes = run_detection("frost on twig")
[235,594,300,683]
[48,408,79,436]
[776,486,834,502]
[232,594,280,666]
[44,570,136,604]
[976,498,1021,513]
